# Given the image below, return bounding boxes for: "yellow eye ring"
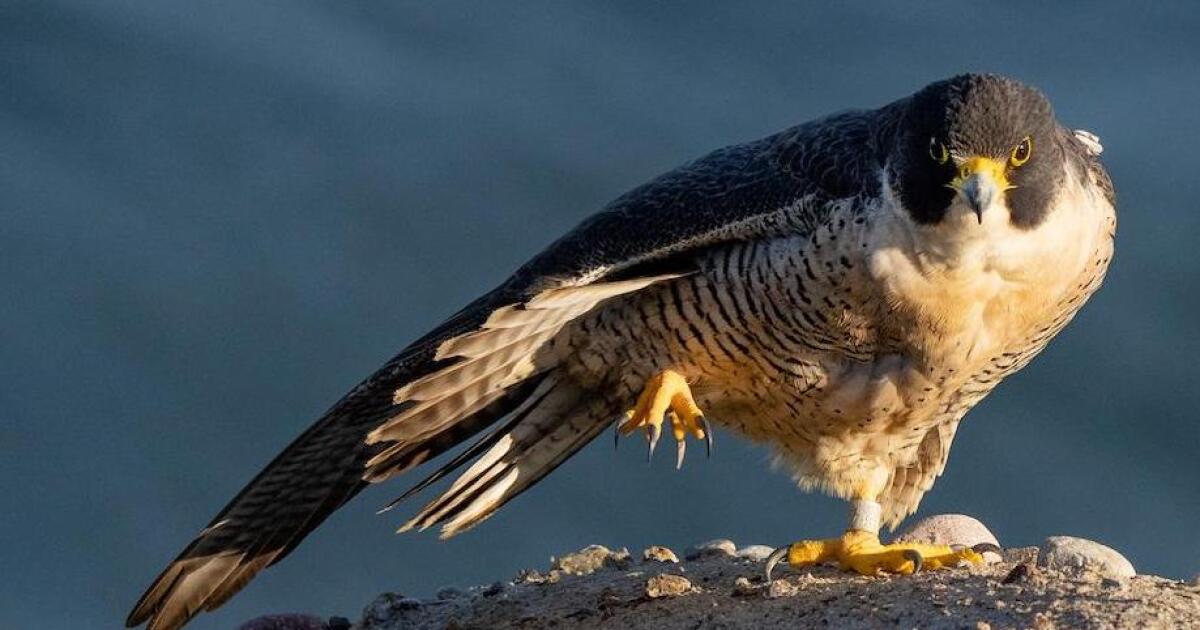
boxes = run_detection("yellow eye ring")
[928,137,949,165]
[1011,136,1033,166]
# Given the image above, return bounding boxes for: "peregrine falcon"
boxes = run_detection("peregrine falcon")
[127,74,1115,630]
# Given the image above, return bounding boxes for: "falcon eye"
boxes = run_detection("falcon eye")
[1010,136,1033,166]
[928,137,949,165]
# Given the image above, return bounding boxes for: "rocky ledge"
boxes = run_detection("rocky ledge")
[240,515,1200,630]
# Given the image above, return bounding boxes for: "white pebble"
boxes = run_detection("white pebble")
[893,514,1001,563]
[685,538,736,560]
[736,545,776,562]
[1037,536,1135,578]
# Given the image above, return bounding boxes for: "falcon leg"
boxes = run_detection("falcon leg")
[765,498,992,582]
[617,369,712,468]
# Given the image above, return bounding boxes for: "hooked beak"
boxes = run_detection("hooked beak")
[948,157,1012,224]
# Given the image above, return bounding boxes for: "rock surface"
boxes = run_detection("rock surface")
[1038,535,1137,578]
[236,614,334,630]
[252,518,1198,630]
[345,538,1199,629]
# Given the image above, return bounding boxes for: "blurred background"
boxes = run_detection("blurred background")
[3,2,1198,628]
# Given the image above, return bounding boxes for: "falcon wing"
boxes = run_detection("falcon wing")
[127,109,883,630]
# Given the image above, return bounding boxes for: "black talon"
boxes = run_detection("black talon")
[675,439,686,470]
[972,543,1001,555]
[902,549,923,574]
[701,416,713,458]
[613,420,621,450]
[647,424,661,463]
[765,545,790,583]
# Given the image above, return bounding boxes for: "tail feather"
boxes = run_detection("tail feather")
[380,374,560,512]
[362,376,547,484]
[400,377,623,537]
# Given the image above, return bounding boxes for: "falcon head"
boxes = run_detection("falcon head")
[889,74,1064,230]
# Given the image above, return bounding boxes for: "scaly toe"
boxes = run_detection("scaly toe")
[616,370,709,466]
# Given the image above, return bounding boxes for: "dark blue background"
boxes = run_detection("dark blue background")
[3,2,1198,628]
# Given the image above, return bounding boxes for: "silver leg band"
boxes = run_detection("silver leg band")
[848,500,882,534]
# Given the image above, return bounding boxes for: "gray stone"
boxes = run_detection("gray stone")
[684,538,736,560]
[1037,536,1135,578]
[736,545,775,562]
[893,514,1002,563]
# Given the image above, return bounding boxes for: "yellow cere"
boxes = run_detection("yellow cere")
[950,156,1014,192]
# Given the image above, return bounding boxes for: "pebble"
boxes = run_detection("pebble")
[642,545,680,563]
[1001,563,1036,585]
[236,615,327,630]
[326,617,352,630]
[1037,536,1135,579]
[731,576,757,596]
[684,538,737,560]
[893,514,1002,563]
[736,545,776,562]
[766,579,800,598]
[552,544,632,575]
[645,574,692,598]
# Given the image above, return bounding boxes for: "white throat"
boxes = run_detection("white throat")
[864,165,1111,359]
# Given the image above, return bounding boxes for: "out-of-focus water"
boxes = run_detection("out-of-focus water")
[3,2,1198,628]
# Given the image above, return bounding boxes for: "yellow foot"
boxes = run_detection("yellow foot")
[765,530,995,581]
[617,369,712,468]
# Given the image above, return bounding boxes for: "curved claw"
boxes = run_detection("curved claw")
[902,549,923,574]
[702,416,713,457]
[646,423,661,463]
[675,439,686,470]
[972,542,1001,555]
[765,545,790,584]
